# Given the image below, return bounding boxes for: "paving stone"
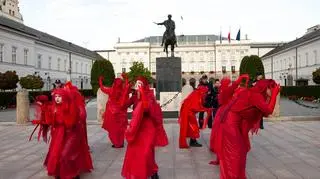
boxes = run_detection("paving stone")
[0,121,319,179]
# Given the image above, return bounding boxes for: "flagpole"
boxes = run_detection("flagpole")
[214,40,217,78]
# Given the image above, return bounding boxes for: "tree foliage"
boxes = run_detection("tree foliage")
[20,75,44,90]
[127,61,152,83]
[312,68,320,85]
[90,57,115,94]
[0,71,19,90]
[239,55,265,86]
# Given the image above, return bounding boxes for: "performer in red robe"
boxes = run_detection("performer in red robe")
[64,82,90,150]
[99,74,130,148]
[178,85,212,148]
[122,76,168,179]
[31,87,93,179]
[216,79,280,179]
[209,74,249,165]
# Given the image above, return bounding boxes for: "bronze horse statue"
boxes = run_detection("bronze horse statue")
[155,14,177,57]
[163,31,177,57]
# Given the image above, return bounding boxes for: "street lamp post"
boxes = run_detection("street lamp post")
[47,76,51,90]
[45,72,50,90]
[280,72,289,86]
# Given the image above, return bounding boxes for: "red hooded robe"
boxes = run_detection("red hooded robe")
[178,85,209,148]
[121,76,168,179]
[99,75,130,147]
[216,79,279,179]
[32,87,93,179]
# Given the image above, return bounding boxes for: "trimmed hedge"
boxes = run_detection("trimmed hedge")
[239,55,265,86]
[90,58,115,95]
[0,89,94,108]
[20,75,44,89]
[281,85,320,98]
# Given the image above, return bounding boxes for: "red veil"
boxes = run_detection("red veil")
[122,76,168,179]
[215,79,279,179]
[99,74,130,147]
[178,85,209,148]
[30,83,93,178]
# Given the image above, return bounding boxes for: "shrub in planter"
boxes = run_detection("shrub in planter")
[209,71,214,74]
[190,71,195,75]
[90,57,115,95]
[239,55,265,86]
[20,75,44,90]
[0,71,19,90]
[312,68,320,85]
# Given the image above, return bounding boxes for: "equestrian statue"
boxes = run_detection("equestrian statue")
[154,14,177,57]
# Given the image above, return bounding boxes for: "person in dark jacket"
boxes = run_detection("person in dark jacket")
[210,79,220,125]
[197,75,217,128]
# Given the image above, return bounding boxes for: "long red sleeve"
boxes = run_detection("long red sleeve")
[251,88,279,117]
[125,102,144,143]
[99,77,111,94]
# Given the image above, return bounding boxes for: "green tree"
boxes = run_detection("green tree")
[239,55,265,86]
[127,61,152,83]
[20,75,44,90]
[0,71,19,90]
[90,57,115,94]
[312,68,320,85]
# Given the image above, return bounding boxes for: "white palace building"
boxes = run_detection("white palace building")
[262,25,320,86]
[0,0,100,90]
[97,36,280,83]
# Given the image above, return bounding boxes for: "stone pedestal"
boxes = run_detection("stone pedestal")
[16,90,29,124]
[156,57,182,99]
[271,93,281,117]
[179,83,194,116]
[97,88,108,123]
[181,83,193,102]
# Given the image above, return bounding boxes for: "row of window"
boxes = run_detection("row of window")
[37,55,90,74]
[118,49,249,56]
[0,44,90,74]
[0,44,20,64]
[274,50,319,71]
[121,63,236,73]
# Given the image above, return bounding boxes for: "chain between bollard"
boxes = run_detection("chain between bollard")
[160,92,181,108]
[291,99,319,109]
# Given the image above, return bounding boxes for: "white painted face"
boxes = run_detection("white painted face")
[54,94,62,104]
[134,80,143,90]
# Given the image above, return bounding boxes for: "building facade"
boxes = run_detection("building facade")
[97,35,279,83]
[0,0,23,23]
[0,1,100,90]
[262,25,320,86]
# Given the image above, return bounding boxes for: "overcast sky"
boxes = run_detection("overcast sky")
[19,0,319,50]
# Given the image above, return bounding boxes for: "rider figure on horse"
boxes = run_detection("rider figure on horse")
[156,14,177,47]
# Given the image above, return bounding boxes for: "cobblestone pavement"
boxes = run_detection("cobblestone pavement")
[0,121,320,179]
